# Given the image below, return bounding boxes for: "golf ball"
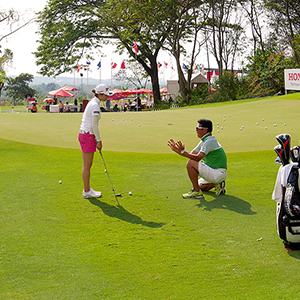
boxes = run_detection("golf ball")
[256,123,258,125]
[284,123,286,126]
[59,180,62,184]
[262,118,264,121]
[104,169,107,173]
[273,124,277,127]
[265,127,267,129]
[129,191,132,195]
[122,119,124,121]
[138,124,141,127]
[112,119,114,121]
[131,118,133,121]
[217,130,220,133]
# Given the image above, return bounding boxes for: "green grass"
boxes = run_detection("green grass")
[1,94,300,153]
[1,95,300,299]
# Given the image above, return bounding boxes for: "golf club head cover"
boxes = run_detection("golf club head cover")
[290,146,300,164]
[276,134,291,166]
[274,145,284,164]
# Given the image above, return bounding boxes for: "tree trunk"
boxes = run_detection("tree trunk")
[150,69,161,105]
[137,54,161,105]
[176,59,188,103]
[0,82,4,97]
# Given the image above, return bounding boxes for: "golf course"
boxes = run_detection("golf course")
[1,93,300,299]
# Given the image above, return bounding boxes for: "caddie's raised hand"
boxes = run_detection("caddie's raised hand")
[167,139,176,151]
[175,141,185,152]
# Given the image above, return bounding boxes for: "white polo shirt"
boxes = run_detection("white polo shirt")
[79,97,101,141]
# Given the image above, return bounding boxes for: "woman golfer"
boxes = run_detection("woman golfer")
[78,84,114,198]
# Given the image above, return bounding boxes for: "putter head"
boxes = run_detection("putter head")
[275,134,291,166]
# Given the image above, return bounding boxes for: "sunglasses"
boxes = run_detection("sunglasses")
[196,126,208,131]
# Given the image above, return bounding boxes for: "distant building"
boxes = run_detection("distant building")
[167,73,209,99]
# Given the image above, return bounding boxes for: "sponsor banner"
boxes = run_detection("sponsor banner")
[285,69,300,90]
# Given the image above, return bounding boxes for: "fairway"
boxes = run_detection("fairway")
[1,95,300,299]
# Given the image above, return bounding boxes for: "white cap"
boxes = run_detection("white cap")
[94,84,114,96]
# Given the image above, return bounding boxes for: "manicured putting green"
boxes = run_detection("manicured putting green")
[0,94,300,153]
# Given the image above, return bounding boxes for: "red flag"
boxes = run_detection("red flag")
[77,64,82,73]
[207,71,213,80]
[133,41,138,54]
[111,62,117,69]
[164,61,168,68]
[120,61,125,69]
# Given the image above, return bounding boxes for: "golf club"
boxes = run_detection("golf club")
[99,151,121,205]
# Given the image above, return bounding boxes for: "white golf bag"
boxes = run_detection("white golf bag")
[273,134,300,249]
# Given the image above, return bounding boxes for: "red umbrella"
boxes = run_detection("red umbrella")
[111,89,131,96]
[43,98,55,102]
[47,89,75,97]
[139,88,153,94]
[160,87,168,93]
[105,89,126,100]
[111,89,125,94]
[107,93,126,100]
[61,86,80,91]
[124,88,141,95]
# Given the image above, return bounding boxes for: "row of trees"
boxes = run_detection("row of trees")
[1,73,38,105]
[1,1,300,105]
[34,0,300,105]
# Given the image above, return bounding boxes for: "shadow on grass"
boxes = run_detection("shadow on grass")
[88,198,165,228]
[288,251,300,259]
[197,193,256,215]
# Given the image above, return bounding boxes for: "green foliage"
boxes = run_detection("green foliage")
[34,0,180,104]
[4,73,38,103]
[0,47,13,96]
[246,47,296,97]
[215,71,240,101]
[153,100,172,110]
[32,82,61,98]
[291,33,300,62]
[189,85,208,105]
[205,71,248,103]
